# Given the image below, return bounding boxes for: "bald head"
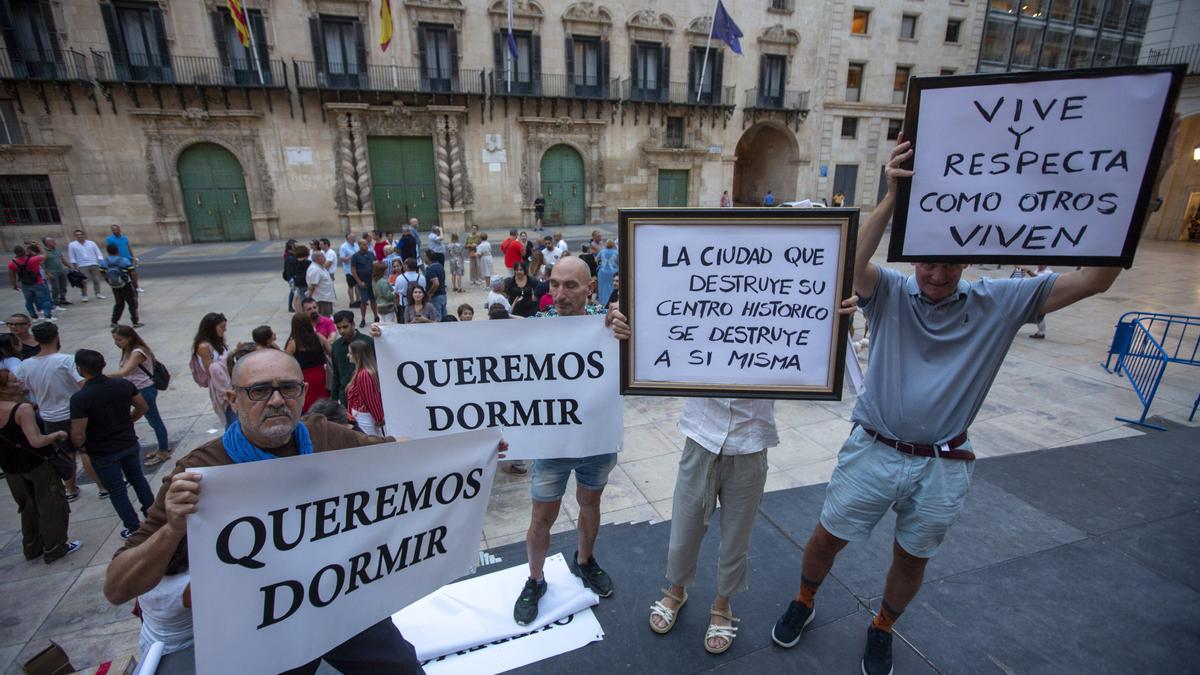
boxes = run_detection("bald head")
[230,347,302,388]
[550,256,589,284]
[548,256,595,316]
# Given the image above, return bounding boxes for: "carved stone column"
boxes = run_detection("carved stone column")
[337,113,359,213]
[434,115,452,211]
[350,114,373,219]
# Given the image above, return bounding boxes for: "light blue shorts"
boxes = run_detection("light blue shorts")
[819,426,974,558]
[531,453,619,502]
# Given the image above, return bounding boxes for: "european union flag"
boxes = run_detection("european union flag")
[712,0,743,55]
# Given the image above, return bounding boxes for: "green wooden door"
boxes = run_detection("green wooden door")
[368,137,439,229]
[178,143,254,243]
[657,169,689,207]
[540,145,585,226]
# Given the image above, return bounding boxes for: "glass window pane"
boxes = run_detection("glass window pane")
[980,20,1014,63]
[1021,0,1046,17]
[1126,0,1150,34]
[1049,0,1076,22]
[851,9,869,34]
[1069,33,1094,66]
[991,0,1017,13]
[1042,28,1071,68]
[901,15,917,39]
[1094,36,1120,66]
[1119,39,1141,64]
[1077,0,1100,25]
[1011,24,1043,66]
[1103,0,1128,30]
[946,20,962,42]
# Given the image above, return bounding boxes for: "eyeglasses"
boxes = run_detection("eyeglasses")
[235,381,305,401]
[5,322,29,327]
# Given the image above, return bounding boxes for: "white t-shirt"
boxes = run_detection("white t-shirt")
[544,245,563,267]
[555,239,569,254]
[138,572,194,656]
[18,352,83,422]
[393,270,426,307]
[305,263,336,302]
[68,240,103,267]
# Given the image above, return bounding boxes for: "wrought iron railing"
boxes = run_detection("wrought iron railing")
[490,72,619,99]
[744,88,810,110]
[0,48,89,81]
[294,61,485,95]
[1142,43,1200,75]
[621,79,736,106]
[92,51,286,87]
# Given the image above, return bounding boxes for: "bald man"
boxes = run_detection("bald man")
[513,256,630,626]
[104,347,423,674]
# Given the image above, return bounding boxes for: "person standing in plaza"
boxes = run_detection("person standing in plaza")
[513,256,631,626]
[720,190,732,207]
[0,368,80,563]
[392,258,425,312]
[428,225,446,258]
[102,243,141,329]
[191,313,233,427]
[344,340,384,437]
[70,349,154,539]
[306,250,337,317]
[105,224,143,293]
[350,238,380,328]
[284,311,330,413]
[372,262,397,323]
[108,326,170,467]
[290,244,312,313]
[501,228,522,274]
[402,285,439,324]
[67,229,105,302]
[330,310,373,406]
[447,232,465,292]
[338,233,360,308]
[40,237,70,308]
[8,245,54,322]
[763,191,775,207]
[476,232,494,280]
[769,133,1171,675]
[7,313,40,359]
[597,240,618,309]
[282,239,299,311]
[104,347,425,674]
[300,297,336,340]
[423,249,447,319]
[534,194,546,230]
[397,225,418,263]
[465,224,482,286]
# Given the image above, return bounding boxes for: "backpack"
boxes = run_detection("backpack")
[13,258,38,286]
[189,354,210,388]
[138,359,171,391]
[104,258,130,288]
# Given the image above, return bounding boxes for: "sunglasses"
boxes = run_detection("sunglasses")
[235,381,305,402]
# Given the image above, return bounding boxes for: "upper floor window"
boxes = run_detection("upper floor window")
[886,118,902,141]
[893,65,910,104]
[940,67,957,76]
[665,116,684,147]
[769,0,795,11]
[945,19,962,43]
[841,117,858,139]
[565,35,608,97]
[758,53,786,106]
[1049,0,1076,22]
[212,9,271,85]
[900,14,918,40]
[100,1,172,81]
[420,23,459,92]
[494,29,538,93]
[0,175,60,225]
[0,100,22,144]
[310,15,364,88]
[631,41,667,102]
[0,0,61,78]
[846,62,863,102]
[851,9,870,34]
[688,46,723,104]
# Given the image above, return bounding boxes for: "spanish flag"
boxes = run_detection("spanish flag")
[380,0,394,51]
[227,0,250,47]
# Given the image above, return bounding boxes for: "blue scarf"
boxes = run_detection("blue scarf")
[223,419,313,464]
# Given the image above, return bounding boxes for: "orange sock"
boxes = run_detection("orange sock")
[795,576,821,608]
[871,601,901,633]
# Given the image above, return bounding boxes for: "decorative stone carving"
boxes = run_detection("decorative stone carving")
[562,1,612,38]
[337,113,359,212]
[759,24,801,56]
[488,0,543,32]
[519,117,607,223]
[434,116,452,210]
[446,116,464,207]
[350,114,372,209]
[687,16,712,36]
[405,0,466,52]
[626,10,674,42]
[180,108,211,126]
[144,142,165,220]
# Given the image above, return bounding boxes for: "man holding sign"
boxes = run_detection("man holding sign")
[103,348,423,673]
[772,123,1177,675]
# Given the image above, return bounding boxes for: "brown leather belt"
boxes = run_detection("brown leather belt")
[862,428,976,461]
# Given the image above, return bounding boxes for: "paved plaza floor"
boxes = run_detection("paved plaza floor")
[0,235,1195,672]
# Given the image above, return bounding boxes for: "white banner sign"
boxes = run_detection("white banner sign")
[186,430,501,675]
[377,317,623,460]
[896,69,1177,263]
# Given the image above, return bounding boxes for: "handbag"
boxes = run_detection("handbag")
[1,406,74,482]
[138,359,171,391]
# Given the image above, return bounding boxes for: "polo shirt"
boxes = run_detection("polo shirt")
[850,266,1057,445]
[338,241,357,275]
[105,234,133,259]
[70,375,139,456]
[350,250,375,283]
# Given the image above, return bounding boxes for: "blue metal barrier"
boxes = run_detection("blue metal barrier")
[1109,313,1200,430]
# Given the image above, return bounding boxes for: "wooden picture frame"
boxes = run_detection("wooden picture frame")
[618,207,858,400]
[889,65,1184,268]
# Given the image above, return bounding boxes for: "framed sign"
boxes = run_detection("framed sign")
[890,65,1184,268]
[619,208,857,400]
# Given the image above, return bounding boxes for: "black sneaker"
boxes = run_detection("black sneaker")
[513,577,547,625]
[862,626,894,675]
[44,540,82,564]
[359,319,366,328]
[120,527,138,540]
[772,600,816,648]
[569,551,614,597]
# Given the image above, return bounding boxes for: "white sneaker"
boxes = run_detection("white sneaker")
[46,316,57,322]
[96,293,107,299]
[136,287,145,293]
[81,296,89,302]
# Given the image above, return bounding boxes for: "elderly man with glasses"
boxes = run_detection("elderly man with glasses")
[103,346,424,674]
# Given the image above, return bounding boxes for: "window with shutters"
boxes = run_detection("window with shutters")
[846,62,863,102]
[632,41,665,102]
[316,15,362,88]
[569,36,603,96]
[0,175,59,225]
[945,19,962,43]
[420,23,458,92]
[0,0,62,79]
[493,29,537,94]
[900,14,918,40]
[758,54,786,107]
[665,116,684,148]
[687,47,722,105]
[100,2,172,82]
[841,117,858,140]
[893,65,910,104]
[212,9,271,86]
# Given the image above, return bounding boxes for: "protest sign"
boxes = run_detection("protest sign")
[891,65,1183,267]
[376,317,623,460]
[186,429,501,675]
[619,208,857,400]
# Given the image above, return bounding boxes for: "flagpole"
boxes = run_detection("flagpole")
[506,0,514,93]
[696,0,720,103]
[244,9,265,85]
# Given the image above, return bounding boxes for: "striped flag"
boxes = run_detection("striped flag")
[226,0,250,47]
[381,0,395,51]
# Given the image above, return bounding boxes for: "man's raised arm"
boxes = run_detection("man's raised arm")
[855,138,913,300]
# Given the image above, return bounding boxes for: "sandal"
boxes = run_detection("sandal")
[704,606,740,654]
[649,587,688,635]
[143,454,166,468]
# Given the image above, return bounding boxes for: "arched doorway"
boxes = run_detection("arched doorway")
[540,144,586,225]
[733,123,799,206]
[178,143,253,242]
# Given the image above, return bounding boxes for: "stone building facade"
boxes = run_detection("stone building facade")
[0,0,986,247]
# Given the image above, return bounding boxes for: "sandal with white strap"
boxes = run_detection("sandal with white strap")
[704,606,740,654]
[649,587,688,635]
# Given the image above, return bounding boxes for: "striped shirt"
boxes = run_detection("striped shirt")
[346,369,384,425]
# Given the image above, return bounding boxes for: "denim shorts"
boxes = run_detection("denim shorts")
[819,426,974,558]
[530,453,619,502]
